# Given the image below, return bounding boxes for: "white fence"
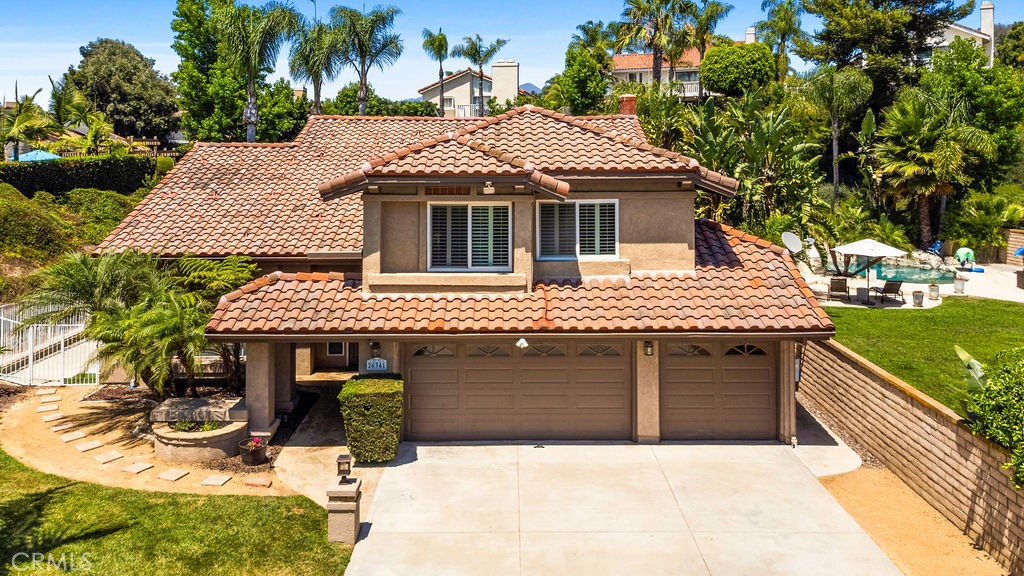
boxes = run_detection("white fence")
[0,304,99,387]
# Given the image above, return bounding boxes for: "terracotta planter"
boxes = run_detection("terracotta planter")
[238,442,267,466]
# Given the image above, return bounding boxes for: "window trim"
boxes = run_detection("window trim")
[326,342,347,357]
[427,201,513,272]
[535,199,620,262]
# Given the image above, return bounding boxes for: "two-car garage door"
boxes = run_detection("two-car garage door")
[405,341,632,440]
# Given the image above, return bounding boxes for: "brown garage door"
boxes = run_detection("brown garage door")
[405,341,632,440]
[660,341,776,440]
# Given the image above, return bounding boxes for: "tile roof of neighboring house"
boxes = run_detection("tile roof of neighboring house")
[97,113,647,258]
[207,220,833,336]
[612,50,702,72]
[417,67,531,95]
[317,105,738,198]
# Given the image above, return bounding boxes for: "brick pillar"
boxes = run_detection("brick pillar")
[635,340,660,442]
[274,342,297,412]
[246,342,279,439]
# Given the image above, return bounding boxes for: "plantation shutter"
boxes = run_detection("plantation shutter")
[579,203,616,256]
[430,205,469,267]
[470,205,510,268]
[539,203,577,257]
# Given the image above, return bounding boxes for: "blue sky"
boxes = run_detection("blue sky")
[1,0,1020,104]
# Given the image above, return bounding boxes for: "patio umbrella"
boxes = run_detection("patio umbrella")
[831,239,909,300]
[17,149,60,162]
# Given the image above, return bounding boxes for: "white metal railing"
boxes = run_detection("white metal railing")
[456,104,489,117]
[0,304,99,387]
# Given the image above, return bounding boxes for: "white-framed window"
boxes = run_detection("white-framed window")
[442,97,454,109]
[428,202,512,271]
[326,342,347,356]
[628,72,644,83]
[674,71,698,82]
[536,200,618,260]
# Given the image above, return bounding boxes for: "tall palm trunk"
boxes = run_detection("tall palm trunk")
[477,64,485,116]
[697,48,705,99]
[181,355,199,399]
[652,46,663,85]
[243,81,259,143]
[312,79,323,115]
[438,63,446,117]
[831,117,840,209]
[918,194,933,249]
[358,72,369,115]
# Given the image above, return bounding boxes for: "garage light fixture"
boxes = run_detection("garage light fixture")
[515,338,529,349]
[369,340,381,358]
[643,341,654,356]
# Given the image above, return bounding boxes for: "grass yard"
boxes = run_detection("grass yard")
[0,444,349,575]
[829,297,1024,414]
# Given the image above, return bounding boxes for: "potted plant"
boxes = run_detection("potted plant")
[954,275,968,294]
[238,436,267,465]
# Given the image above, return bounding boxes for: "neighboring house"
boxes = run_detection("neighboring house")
[98,98,833,442]
[418,60,524,117]
[611,52,703,98]
[929,0,996,66]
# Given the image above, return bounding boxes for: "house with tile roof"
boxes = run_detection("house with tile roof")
[100,97,832,443]
[418,60,526,118]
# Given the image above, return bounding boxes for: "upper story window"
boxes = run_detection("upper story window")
[537,200,618,260]
[442,97,454,109]
[627,72,644,83]
[674,71,698,82]
[429,203,511,271]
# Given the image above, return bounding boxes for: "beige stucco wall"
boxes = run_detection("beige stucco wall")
[635,340,659,442]
[380,201,421,273]
[419,73,490,113]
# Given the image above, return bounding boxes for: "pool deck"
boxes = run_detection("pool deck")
[808,263,1024,309]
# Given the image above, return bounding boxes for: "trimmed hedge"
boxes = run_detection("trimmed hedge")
[0,155,156,196]
[338,375,404,463]
[0,183,70,262]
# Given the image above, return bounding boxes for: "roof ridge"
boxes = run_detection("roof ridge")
[195,142,297,148]
[417,67,490,93]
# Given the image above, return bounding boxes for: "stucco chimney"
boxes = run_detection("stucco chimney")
[618,94,637,115]
[981,1,995,66]
[745,27,757,44]
[491,59,520,106]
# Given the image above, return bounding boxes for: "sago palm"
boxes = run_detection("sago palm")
[214,1,300,142]
[289,18,346,115]
[451,34,509,116]
[422,28,449,117]
[332,5,404,116]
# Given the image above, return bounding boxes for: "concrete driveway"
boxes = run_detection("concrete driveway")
[345,443,900,576]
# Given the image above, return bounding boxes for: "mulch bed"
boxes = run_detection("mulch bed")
[82,383,238,403]
[0,382,29,414]
[797,391,884,468]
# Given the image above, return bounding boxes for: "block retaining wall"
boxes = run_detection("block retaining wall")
[800,339,1024,574]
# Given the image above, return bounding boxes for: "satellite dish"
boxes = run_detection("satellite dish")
[781,231,804,254]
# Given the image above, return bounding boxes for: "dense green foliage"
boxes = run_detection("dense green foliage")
[560,46,608,115]
[699,43,775,98]
[968,348,1024,488]
[0,444,350,575]
[338,375,404,463]
[0,184,70,263]
[997,21,1024,69]
[63,38,178,139]
[0,154,155,196]
[322,83,437,116]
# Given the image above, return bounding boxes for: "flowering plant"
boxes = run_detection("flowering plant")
[241,437,264,450]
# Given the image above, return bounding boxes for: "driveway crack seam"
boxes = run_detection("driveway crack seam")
[652,446,713,576]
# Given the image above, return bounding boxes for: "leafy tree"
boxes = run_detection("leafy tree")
[875,88,997,247]
[332,5,404,116]
[605,81,687,149]
[289,18,346,115]
[690,0,733,97]
[570,20,618,73]
[799,0,973,111]
[213,1,300,142]
[422,28,450,117]
[755,0,808,81]
[944,194,1024,249]
[321,82,437,116]
[561,46,608,115]
[615,0,684,85]
[802,65,873,205]
[63,39,177,139]
[452,34,510,116]
[967,348,1024,488]
[699,42,775,98]
[256,77,312,142]
[997,21,1024,69]
[0,83,55,161]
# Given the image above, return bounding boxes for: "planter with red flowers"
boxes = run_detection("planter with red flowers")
[238,436,267,466]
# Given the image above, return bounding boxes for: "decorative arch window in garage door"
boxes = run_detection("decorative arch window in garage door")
[668,344,711,357]
[467,345,510,357]
[724,344,768,356]
[578,344,622,357]
[412,345,455,357]
[522,344,567,357]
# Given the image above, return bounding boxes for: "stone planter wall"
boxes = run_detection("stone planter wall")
[153,420,248,463]
[800,339,1024,574]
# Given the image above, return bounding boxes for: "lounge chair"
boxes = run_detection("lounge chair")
[870,280,905,303]
[827,277,850,301]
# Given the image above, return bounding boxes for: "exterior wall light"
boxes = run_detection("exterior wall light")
[337,453,352,481]
[482,181,496,194]
[643,340,654,356]
[369,340,381,358]
[515,338,529,349]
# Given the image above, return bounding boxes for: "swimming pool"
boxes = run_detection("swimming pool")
[871,263,957,284]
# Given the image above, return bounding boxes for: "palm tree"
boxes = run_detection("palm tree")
[422,28,449,117]
[1,83,55,161]
[451,34,510,116]
[331,5,404,116]
[131,291,211,398]
[48,76,98,128]
[691,0,733,98]
[664,24,695,85]
[755,0,808,81]
[803,65,873,206]
[615,0,686,85]
[289,18,345,115]
[213,1,300,142]
[571,20,617,73]
[875,89,996,248]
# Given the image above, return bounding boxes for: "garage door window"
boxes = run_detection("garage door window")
[724,344,767,356]
[412,345,455,357]
[467,344,511,357]
[668,344,711,356]
[522,344,567,357]
[578,344,622,357]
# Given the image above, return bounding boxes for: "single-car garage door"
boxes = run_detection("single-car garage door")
[660,341,776,440]
[405,341,632,440]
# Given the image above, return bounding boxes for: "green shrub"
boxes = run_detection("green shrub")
[0,155,156,196]
[700,42,775,98]
[338,375,404,463]
[969,348,1024,488]
[60,188,138,244]
[155,156,175,175]
[0,184,70,262]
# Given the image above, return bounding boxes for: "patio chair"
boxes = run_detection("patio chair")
[870,280,905,303]
[827,277,850,301]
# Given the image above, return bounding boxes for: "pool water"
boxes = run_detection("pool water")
[871,264,957,284]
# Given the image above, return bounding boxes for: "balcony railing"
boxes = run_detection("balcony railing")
[455,104,489,117]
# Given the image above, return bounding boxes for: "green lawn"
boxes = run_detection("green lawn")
[829,297,1024,414]
[0,443,349,575]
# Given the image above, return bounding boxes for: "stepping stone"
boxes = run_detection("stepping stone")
[36,405,59,413]
[243,476,273,488]
[158,469,189,482]
[41,413,65,422]
[122,462,154,474]
[50,422,74,432]
[34,388,57,396]
[201,474,232,486]
[93,450,123,464]
[39,395,61,404]
[74,440,103,452]
[59,431,86,443]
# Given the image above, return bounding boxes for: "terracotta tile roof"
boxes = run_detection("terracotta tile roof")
[207,220,833,336]
[97,113,644,258]
[613,51,701,72]
[417,67,531,96]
